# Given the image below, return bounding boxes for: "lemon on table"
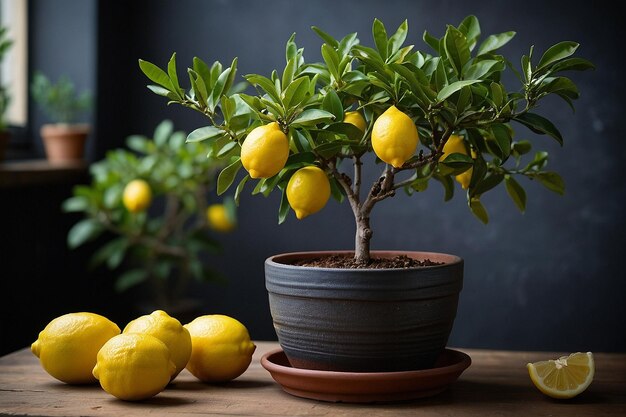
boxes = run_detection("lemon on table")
[206,203,236,232]
[240,121,289,179]
[527,352,595,399]
[122,310,192,380]
[286,166,331,220]
[344,110,367,132]
[122,179,152,213]
[371,105,419,168]
[93,333,176,401]
[184,314,256,382]
[31,312,120,384]
[440,134,474,190]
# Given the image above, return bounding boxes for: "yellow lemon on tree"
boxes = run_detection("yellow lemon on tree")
[344,110,367,132]
[184,314,256,383]
[31,312,120,384]
[93,333,176,401]
[371,105,419,168]
[440,135,475,190]
[123,179,152,213]
[122,310,192,380]
[206,203,236,232]
[240,122,289,179]
[286,166,331,220]
[527,352,595,399]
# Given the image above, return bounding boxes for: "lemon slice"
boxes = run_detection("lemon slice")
[527,352,594,399]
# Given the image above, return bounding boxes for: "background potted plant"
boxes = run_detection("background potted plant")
[0,25,12,161]
[139,16,592,372]
[30,70,92,163]
[62,119,237,322]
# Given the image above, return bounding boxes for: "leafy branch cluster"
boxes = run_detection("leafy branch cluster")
[139,16,592,261]
[62,120,234,305]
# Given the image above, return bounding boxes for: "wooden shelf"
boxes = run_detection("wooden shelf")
[0,158,88,188]
[0,341,624,416]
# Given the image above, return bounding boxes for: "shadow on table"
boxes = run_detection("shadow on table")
[168,379,274,391]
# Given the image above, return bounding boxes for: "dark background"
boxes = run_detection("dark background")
[1,0,625,355]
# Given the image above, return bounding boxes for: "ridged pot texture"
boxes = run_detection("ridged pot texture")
[265,251,464,372]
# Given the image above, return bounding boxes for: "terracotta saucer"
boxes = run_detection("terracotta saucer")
[260,348,471,403]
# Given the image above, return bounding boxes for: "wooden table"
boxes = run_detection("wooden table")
[1,341,624,416]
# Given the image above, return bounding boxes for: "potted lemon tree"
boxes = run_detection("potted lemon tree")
[62,120,237,321]
[139,16,593,373]
[30,71,92,162]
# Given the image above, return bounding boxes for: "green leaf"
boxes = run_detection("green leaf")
[245,74,281,103]
[67,219,104,249]
[282,77,309,108]
[477,31,516,55]
[234,174,250,205]
[550,57,595,73]
[192,57,212,91]
[372,18,389,60]
[488,123,512,161]
[114,269,148,292]
[434,174,455,201]
[535,171,565,195]
[505,175,526,212]
[188,69,208,107]
[437,80,481,101]
[285,32,298,62]
[524,151,549,172]
[153,119,173,146]
[464,59,505,80]
[514,112,563,145]
[322,89,344,120]
[512,140,532,156]
[458,15,481,48]
[444,25,471,76]
[282,57,296,89]
[311,26,339,48]
[62,196,89,212]
[537,41,579,70]
[440,152,474,172]
[422,30,441,53]
[469,198,489,224]
[138,59,174,91]
[388,19,408,57]
[146,85,178,100]
[217,158,242,195]
[470,172,504,197]
[186,126,224,143]
[321,43,340,82]
[88,237,127,269]
[291,109,335,126]
[278,189,290,224]
[209,67,232,110]
[166,53,182,98]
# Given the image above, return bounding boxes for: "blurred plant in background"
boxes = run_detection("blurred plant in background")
[0,25,12,132]
[62,120,237,311]
[30,70,92,125]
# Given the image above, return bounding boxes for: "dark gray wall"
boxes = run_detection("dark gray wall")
[104,0,624,352]
[3,0,624,354]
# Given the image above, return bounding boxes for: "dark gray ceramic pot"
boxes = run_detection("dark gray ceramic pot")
[265,250,464,372]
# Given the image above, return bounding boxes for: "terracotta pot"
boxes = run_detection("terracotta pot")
[265,250,464,372]
[40,123,90,162]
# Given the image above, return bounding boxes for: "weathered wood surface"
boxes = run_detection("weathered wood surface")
[1,341,624,416]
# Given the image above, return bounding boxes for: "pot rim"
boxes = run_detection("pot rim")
[265,250,463,271]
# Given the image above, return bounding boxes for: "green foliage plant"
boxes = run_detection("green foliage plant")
[30,70,92,124]
[139,16,593,264]
[62,120,237,307]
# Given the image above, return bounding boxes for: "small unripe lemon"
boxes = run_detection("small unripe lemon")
[344,111,367,132]
[240,122,289,179]
[122,179,152,213]
[371,105,419,168]
[286,166,331,220]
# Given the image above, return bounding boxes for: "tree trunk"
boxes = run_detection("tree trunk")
[354,214,372,264]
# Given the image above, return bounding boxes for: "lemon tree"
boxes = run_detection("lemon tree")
[184,314,256,382]
[139,16,593,264]
[527,352,595,399]
[31,312,120,384]
[62,120,236,306]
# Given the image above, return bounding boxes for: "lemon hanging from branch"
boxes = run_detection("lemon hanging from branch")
[240,122,289,179]
[344,111,367,132]
[286,166,331,219]
[440,135,475,190]
[122,179,152,213]
[371,105,419,168]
